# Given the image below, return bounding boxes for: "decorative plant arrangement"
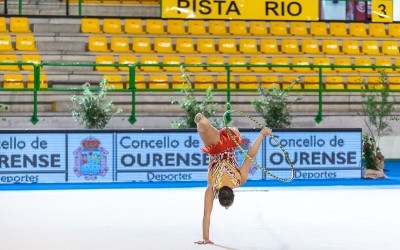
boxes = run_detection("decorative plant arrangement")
[70,79,123,129]
[0,103,8,121]
[251,79,301,128]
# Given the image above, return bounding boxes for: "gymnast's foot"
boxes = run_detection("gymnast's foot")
[194,113,204,124]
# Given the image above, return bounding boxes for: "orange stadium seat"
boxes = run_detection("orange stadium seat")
[132,37,152,53]
[95,55,117,72]
[369,23,387,37]
[349,23,367,37]
[229,20,247,35]
[354,58,374,73]
[103,19,123,34]
[333,57,353,73]
[329,22,348,36]
[188,20,207,35]
[27,74,48,89]
[139,55,161,72]
[362,40,380,56]
[176,38,195,53]
[21,54,41,71]
[0,17,8,32]
[270,21,288,36]
[184,56,203,72]
[249,56,270,73]
[81,18,102,33]
[239,38,258,54]
[310,22,328,36]
[322,39,340,55]
[260,75,279,89]
[88,36,109,52]
[388,23,400,38]
[218,38,238,54]
[281,39,300,54]
[347,76,364,90]
[260,39,279,54]
[124,19,144,34]
[249,21,268,36]
[228,56,248,73]
[194,75,214,89]
[209,20,228,35]
[325,76,344,90]
[282,76,301,89]
[206,56,225,72]
[0,35,14,51]
[146,19,165,34]
[381,41,399,56]
[10,17,31,33]
[103,74,124,89]
[149,75,169,89]
[238,75,258,90]
[16,35,37,51]
[342,40,360,55]
[303,76,320,90]
[302,39,321,54]
[197,38,217,54]
[162,55,181,72]
[166,19,186,35]
[290,21,308,36]
[0,54,19,71]
[153,37,173,53]
[110,37,131,53]
[118,55,137,71]
[292,57,313,73]
[3,74,24,88]
[271,57,291,72]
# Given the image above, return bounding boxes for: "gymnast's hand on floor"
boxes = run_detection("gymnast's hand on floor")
[194,239,214,245]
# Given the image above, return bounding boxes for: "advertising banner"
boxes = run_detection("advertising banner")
[394,0,400,21]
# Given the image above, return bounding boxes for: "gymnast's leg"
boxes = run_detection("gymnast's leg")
[195,113,220,147]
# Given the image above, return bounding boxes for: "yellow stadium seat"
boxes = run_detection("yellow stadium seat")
[375,58,394,73]
[395,58,400,73]
[118,55,137,71]
[218,38,238,54]
[95,55,117,72]
[228,56,248,73]
[260,39,279,54]
[27,74,48,89]
[194,75,214,89]
[239,38,258,54]
[281,39,300,54]
[154,37,173,53]
[362,40,380,56]
[188,20,207,35]
[249,21,267,36]
[171,74,189,89]
[333,57,353,73]
[389,76,400,90]
[166,19,186,35]
[10,17,31,33]
[325,76,344,90]
[206,56,225,72]
[270,21,288,36]
[197,38,217,54]
[139,55,161,72]
[184,56,203,72]
[110,37,131,53]
[310,22,328,36]
[322,39,340,55]
[342,40,360,55]
[209,20,228,35]
[132,37,152,53]
[103,74,124,89]
[381,41,399,56]
[303,76,320,90]
[103,19,123,34]
[0,55,19,71]
[238,75,258,90]
[367,76,383,90]
[249,56,270,73]
[146,19,165,34]
[260,75,279,89]
[282,76,301,89]
[162,55,181,72]
[229,20,247,35]
[369,23,387,37]
[21,54,41,71]
[349,23,367,37]
[302,39,321,54]
[216,75,236,89]
[329,22,348,36]
[290,22,308,36]
[81,18,102,33]
[16,35,37,51]
[388,23,400,38]
[347,76,364,90]
[176,38,195,53]
[292,57,313,73]
[313,57,334,73]
[149,75,169,89]
[126,74,146,89]
[271,57,291,72]
[0,35,14,51]
[354,58,374,73]
[124,19,144,34]
[88,36,109,52]
[3,74,24,89]
[0,17,8,32]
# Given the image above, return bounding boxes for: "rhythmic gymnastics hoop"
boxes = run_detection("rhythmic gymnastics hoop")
[223,109,295,182]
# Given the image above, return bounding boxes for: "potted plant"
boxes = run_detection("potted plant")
[70,78,123,129]
[0,103,8,121]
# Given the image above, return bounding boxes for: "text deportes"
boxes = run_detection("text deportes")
[147,172,192,181]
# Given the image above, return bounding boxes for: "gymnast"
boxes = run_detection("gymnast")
[193,113,272,245]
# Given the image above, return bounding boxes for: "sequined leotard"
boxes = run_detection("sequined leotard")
[202,128,243,198]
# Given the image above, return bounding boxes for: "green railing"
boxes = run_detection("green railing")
[0,61,399,125]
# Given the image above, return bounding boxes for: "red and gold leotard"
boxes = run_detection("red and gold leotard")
[202,128,243,198]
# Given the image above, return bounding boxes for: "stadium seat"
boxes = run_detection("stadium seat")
[239,38,258,54]
[229,20,247,35]
[95,55,117,72]
[149,75,169,89]
[124,19,144,34]
[346,76,364,90]
[270,21,288,36]
[362,40,380,56]
[3,74,24,89]
[126,74,146,89]
[110,37,131,53]
[184,56,203,72]
[366,76,383,90]
[375,58,394,73]
[146,19,165,34]
[171,74,190,89]
[310,22,328,36]
[271,57,291,72]
[162,55,181,72]
[209,20,228,35]
[302,39,321,54]
[206,56,226,72]
[342,40,360,55]
[329,22,348,36]
[290,21,308,36]
[388,23,400,38]
[153,37,173,53]
[194,75,214,89]
[88,36,109,52]
[313,57,334,73]
[132,37,152,53]
[395,58,400,72]
[325,76,344,90]
[21,54,41,71]
[354,58,374,73]
[0,54,19,71]
[81,18,102,33]
[176,38,195,53]
[228,56,248,72]
[249,21,267,36]
[103,74,124,89]
[281,39,300,54]
[322,39,340,55]
[349,23,367,37]
[216,75,236,89]
[389,76,400,90]
[188,20,207,35]
[282,76,301,89]
[333,57,353,73]
[369,23,387,37]
[10,17,31,33]
[381,41,399,56]
[303,76,320,90]
[292,57,313,73]
[249,56,270,73]
[27,74,48,89]
[103,19,123,34]
[260,75,279,89]
[0,35,14,51]
[166,19,186,35]
[16,35,37,51]
[0,17,8,32]
[118,55,137,71]
[218,38,238,54]
[260,39,279,54]
[139,55,161,72]
[197,38,217,54]
[238,75,258,90]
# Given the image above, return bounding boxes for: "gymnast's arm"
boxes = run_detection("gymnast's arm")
[194,185,214,244]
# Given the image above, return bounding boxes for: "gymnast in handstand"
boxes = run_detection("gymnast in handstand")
[194,113,272,245]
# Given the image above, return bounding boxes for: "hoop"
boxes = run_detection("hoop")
[222,110,295,182]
